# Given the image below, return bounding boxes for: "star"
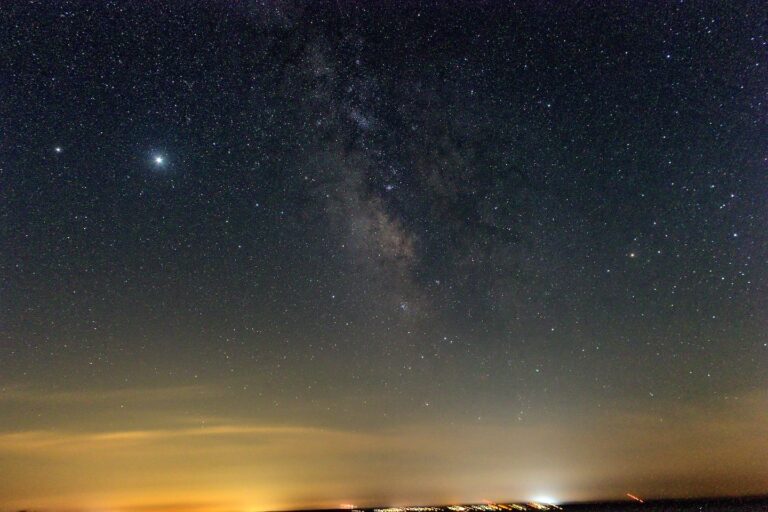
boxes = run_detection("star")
[154,155,164,165]
[54,146,62,153]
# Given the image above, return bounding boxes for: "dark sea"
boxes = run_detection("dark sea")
[564,497,768,511]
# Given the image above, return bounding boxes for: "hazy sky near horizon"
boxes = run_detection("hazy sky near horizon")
[1,384,767,511]
[1,1,767,511]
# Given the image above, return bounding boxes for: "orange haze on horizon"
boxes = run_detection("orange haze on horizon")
[1,385,767,512]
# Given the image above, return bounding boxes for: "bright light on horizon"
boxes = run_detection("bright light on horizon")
[531,496,558,505]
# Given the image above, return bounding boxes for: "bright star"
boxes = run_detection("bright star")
[154,156,164,165]
[54,146,62,153]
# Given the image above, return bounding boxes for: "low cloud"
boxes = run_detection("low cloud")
[0,384,215,405]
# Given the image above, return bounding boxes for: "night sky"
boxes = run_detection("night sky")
[1,1,767,511]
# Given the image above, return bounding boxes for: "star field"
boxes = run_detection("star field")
[0,1,766,510]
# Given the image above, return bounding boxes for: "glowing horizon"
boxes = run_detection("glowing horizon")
[2,384,767,511]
